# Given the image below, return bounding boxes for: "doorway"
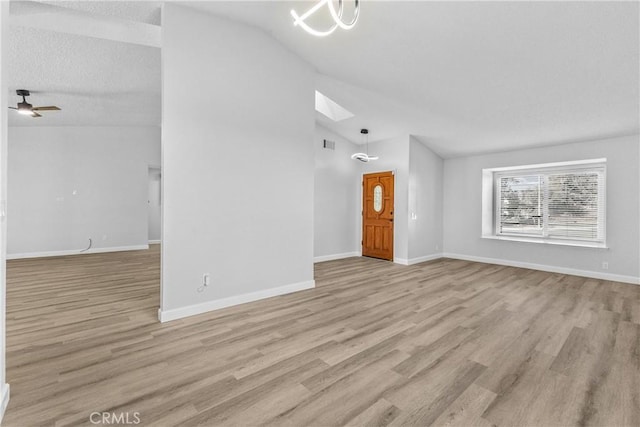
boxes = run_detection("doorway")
[148,166,161,244]
[362,171,394,261]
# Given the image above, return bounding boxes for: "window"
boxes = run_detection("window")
[483,159,606,247]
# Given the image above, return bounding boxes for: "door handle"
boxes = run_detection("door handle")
[389,219,393,222]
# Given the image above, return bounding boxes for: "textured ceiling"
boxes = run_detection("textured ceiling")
[8,0,161,127]
[187,1,639,157]
[11,0,163,25]
[36,0,162,25]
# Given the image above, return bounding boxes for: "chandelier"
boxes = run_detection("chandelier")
[290,0,360,37]
[351,129,378,162]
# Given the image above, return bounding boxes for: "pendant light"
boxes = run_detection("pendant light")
[351,129,379,162]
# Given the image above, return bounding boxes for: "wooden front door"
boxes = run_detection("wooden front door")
[362,171,394,261]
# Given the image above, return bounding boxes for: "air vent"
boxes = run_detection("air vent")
[323,139,336,150]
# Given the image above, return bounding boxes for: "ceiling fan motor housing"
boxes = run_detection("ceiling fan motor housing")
[18,101,32,110]
[16,89,33,113]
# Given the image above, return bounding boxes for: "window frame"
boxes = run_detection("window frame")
[483,159,607,248]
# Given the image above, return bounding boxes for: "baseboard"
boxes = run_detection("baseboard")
[396,253,444,266]
[7,244,150,260]
[442,252,640,285]
[314,252,360,263]
[0,383,10,423]
[158,279,316,322]
[148,240,161,245]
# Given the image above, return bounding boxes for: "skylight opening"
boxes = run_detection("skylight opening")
[315,90,354,122]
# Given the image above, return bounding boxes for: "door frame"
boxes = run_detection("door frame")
[147,165,162,245]
[361,170,395,261]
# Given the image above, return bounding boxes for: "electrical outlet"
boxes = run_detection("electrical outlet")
[602,262,609,270]
[102,234,107,241]
[435,244,440,251]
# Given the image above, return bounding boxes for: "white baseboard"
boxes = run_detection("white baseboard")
[158,280,316,322]
[148,240,161,245]
[314,252,360,263]
[442,252,640,285]
[0,383,10,423]
[395,253,444,266]
[7,244,150,260]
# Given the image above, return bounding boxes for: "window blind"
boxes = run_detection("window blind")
[496,164,605,243]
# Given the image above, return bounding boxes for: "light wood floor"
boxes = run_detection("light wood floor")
[3,246,640,426]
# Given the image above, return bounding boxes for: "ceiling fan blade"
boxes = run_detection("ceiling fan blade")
[32,106,60,111]
[8,107,17,110]
[32,112,42,118]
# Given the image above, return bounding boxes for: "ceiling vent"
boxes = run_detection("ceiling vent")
[323,139,336,150]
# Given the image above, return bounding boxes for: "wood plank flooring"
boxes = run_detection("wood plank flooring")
[3,246,640,426]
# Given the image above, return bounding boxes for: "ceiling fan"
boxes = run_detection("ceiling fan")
[8,89,60,118]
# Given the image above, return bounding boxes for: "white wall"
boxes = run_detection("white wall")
[443,134,640,282]
[362,136,410,262]
[161,4,315,320]
[408,137,444,262]
[0,1,9,421]
[7,126,160,257]
[314,124,360,261]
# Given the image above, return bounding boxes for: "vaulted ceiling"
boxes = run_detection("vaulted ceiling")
[7,1,639,158]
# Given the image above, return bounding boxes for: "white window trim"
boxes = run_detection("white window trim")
[481,158,607,249]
